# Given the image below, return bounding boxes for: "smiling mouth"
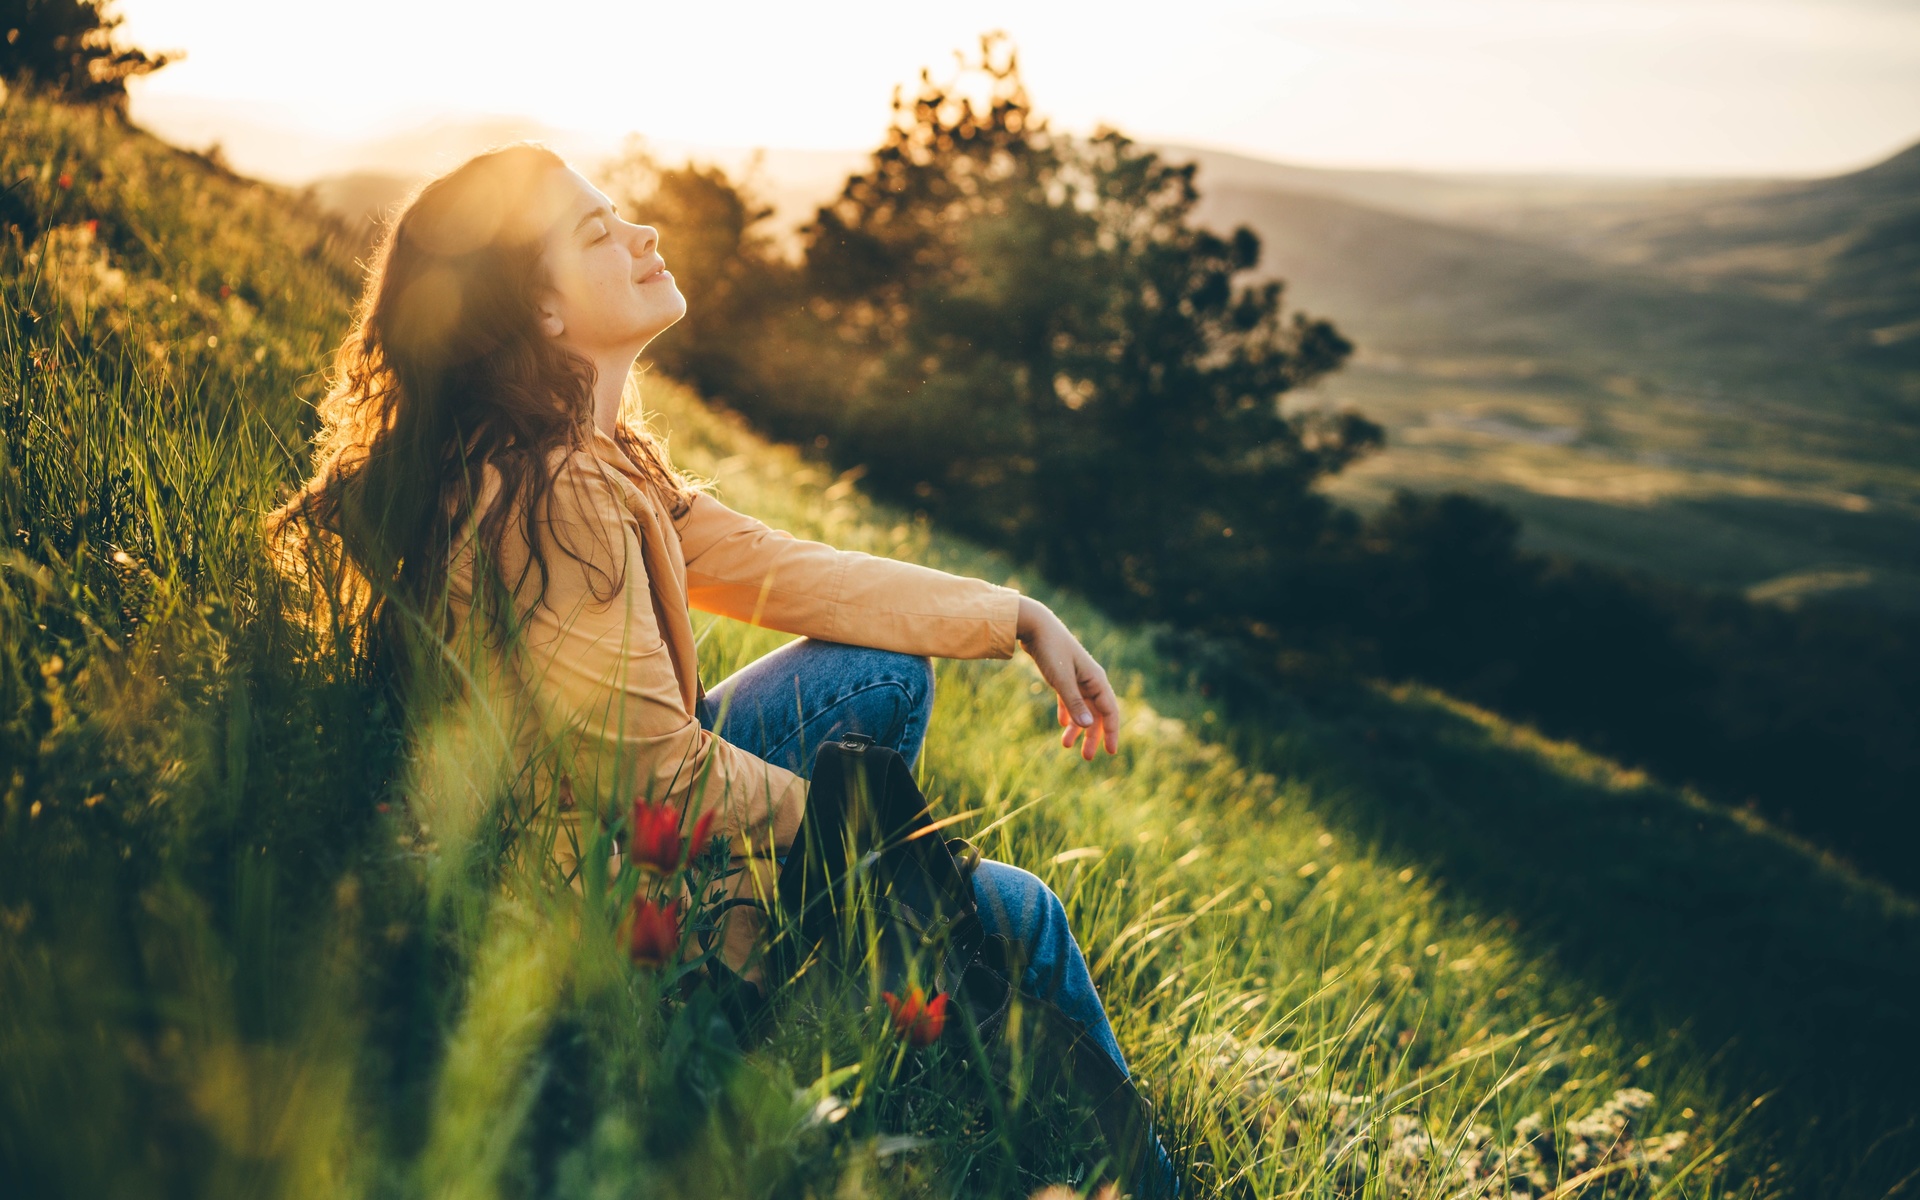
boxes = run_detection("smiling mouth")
[637,264,672,285]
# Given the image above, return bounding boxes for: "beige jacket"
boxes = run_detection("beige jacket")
[448,425,1022,857]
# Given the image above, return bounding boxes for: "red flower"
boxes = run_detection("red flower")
[629,800,716,876]
[628,897,683,967]
[57,173,72,189]
[882,987,950,1047]
[218,284,231,298]
[85,219,98,236]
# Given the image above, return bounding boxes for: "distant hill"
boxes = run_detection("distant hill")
[1159,142,1769,229]
[1171,139,1920,612]
[1520,142,1920,368]
[1170,139,1920,383]
[1188,178,1842,410]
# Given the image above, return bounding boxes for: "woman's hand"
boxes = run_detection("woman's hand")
[1017,596,1121,760]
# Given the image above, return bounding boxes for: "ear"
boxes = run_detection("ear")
[535,289,565,339]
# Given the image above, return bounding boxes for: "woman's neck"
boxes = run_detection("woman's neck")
[590,349,639,438]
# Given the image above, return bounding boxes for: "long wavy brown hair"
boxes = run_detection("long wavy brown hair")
[271,143,689,682]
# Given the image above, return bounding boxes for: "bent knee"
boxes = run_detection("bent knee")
[881,649,934,703]
[864,648,933,716]
[973,860,1067,936]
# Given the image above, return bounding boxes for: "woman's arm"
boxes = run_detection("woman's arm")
[676,491,1021,661]
[676,492,1121,757]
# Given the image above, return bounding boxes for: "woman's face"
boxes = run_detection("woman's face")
[534,165,686,357]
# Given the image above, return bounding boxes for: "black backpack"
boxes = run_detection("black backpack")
[744,733,1173,1198]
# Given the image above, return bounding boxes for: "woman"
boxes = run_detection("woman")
[273,144,1159,1174]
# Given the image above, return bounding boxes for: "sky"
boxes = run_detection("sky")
[116,0,1920,180]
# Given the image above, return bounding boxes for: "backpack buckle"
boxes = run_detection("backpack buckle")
[946,837,983,880]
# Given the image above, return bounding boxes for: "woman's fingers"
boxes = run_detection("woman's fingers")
[1084,664,1122,755]
[1048,659,1096,751]
[1068,652,1120,760]
[1046,651,1093,729]
[1090,683,1121,756]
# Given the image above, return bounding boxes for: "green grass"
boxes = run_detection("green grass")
[3,94,1916,1199]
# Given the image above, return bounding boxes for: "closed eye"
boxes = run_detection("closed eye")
[575,203,617,244]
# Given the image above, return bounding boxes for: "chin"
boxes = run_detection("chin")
[650,292,689,336]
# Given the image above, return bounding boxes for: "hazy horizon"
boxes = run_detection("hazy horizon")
[120,90,1919,201]
[115,0,1920,183]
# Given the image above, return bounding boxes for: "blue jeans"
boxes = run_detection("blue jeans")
[697,638,1132,1077]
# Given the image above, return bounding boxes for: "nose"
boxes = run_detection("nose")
[628,222,658,257]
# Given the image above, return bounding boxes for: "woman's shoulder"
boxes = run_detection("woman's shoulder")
[447,441,638,570]
[454,441,617,521]
[544,440,648,532]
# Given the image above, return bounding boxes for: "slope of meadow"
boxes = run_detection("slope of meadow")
[4,95,1917,1199]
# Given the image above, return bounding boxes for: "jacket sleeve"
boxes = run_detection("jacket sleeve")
[674,490,1022,660]
[514,456,805,851]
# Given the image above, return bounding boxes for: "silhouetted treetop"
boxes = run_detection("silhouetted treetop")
[1,0,173,110]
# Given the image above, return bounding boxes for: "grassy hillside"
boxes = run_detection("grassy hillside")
[1182,152,1920,613]
[4,94,1919,1199]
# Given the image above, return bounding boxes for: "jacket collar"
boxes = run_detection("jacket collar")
[587,425,704,705]
[587,424,663,501]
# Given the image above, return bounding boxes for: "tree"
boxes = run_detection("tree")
[796,34,1371,623]
[1,0,173,109]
